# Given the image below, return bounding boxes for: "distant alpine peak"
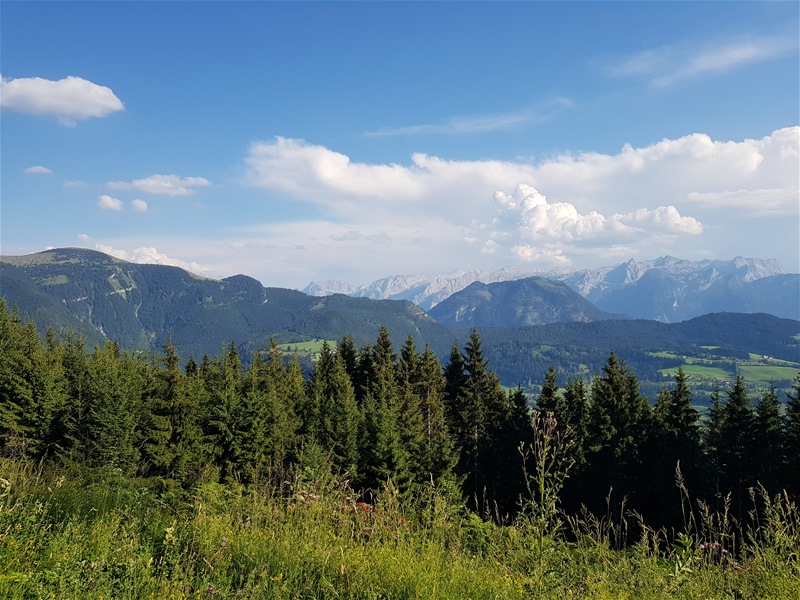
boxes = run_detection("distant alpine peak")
[302,280,358,296]
[302,256,786,311]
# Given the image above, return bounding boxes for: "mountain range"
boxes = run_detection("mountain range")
[428,276,624,327]
[1,248,798,392]
[0,248,453,360]
[304,256,798,323]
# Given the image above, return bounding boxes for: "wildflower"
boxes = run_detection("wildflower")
[220,537,228,549]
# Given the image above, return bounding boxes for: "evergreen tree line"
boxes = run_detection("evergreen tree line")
[2,300,799,532]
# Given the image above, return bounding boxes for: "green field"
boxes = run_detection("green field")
[660,364,733,380]
[653,345,799,391]
[278,339,337,355]
[737,364,799,382]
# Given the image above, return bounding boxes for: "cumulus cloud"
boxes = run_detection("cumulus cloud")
[243,137,539,222]
[107,174,211,196]
[1,75,124,126]
[24,165,53,175]
[96,194,122,211]
[238,127,797,279]
[605,34,798,88]
[244,137,431,202]
[488,184,702,261]
[131,199,149,212]
[95,244,210,275]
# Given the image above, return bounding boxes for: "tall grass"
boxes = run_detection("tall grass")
[1,457,798,599]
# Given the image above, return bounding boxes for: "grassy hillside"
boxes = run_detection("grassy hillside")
[1,459,798,599]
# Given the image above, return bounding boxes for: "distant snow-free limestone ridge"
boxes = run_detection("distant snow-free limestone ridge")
[304,256,797,323]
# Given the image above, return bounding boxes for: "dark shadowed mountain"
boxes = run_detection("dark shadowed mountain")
[0,248,454,361]
[427,276,623,327]
[2,248,798,392]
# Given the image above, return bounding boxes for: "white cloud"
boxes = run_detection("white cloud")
[77,233,90,241]
[1,75,124,126]
[244,137,430,202]
[108,174,211,196]
[24,165,53,175]
[97,194,122,211]
[364,98,574,137]
[243,137,539,220]
[131,198,149,212]
[605,34,798,88]
[95,244,210,275]
[489,184,702,254]
[686,186,799,217]
[238,127,796,280]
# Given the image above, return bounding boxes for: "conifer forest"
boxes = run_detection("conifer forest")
[1,299,799,598]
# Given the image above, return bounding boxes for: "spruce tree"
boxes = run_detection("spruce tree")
[0,303,39,456]
[307,341,360,475]
[753,381,784,494]
[784,374,800,496]
[536,366,559,414]
[560,377,589,465]
[718,374,756,522]
[702,385,725,502]
[415,345,457,485]
[648,367,701,528]
[141,340,204,480]
[58,331,91,462]
[209,343,245,480]
[85,342,143,473]
[586,352,651,513]
[559,376,590,513]
[357,327,410,492]
[452,330,510,514]
[263,341,302,467]
[397,335,427,487]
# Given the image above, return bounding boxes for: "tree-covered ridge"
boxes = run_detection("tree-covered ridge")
[2,299,799,534]
[2,248,798,400]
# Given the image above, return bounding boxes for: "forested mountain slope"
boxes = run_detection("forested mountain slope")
[0,248,453,361]
[2,248,798,392]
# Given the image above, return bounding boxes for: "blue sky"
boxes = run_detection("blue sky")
[2,1,798,289]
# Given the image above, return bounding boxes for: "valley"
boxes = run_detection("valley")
[1,247,798,403]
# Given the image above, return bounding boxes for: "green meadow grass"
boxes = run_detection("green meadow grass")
[738,365,799,382]
[660,364,734,380]
[1,459,798,599]
[278,340,338,355]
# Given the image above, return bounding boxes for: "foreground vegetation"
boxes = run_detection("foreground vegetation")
[2,299,800,597]
[2,456,798,599]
